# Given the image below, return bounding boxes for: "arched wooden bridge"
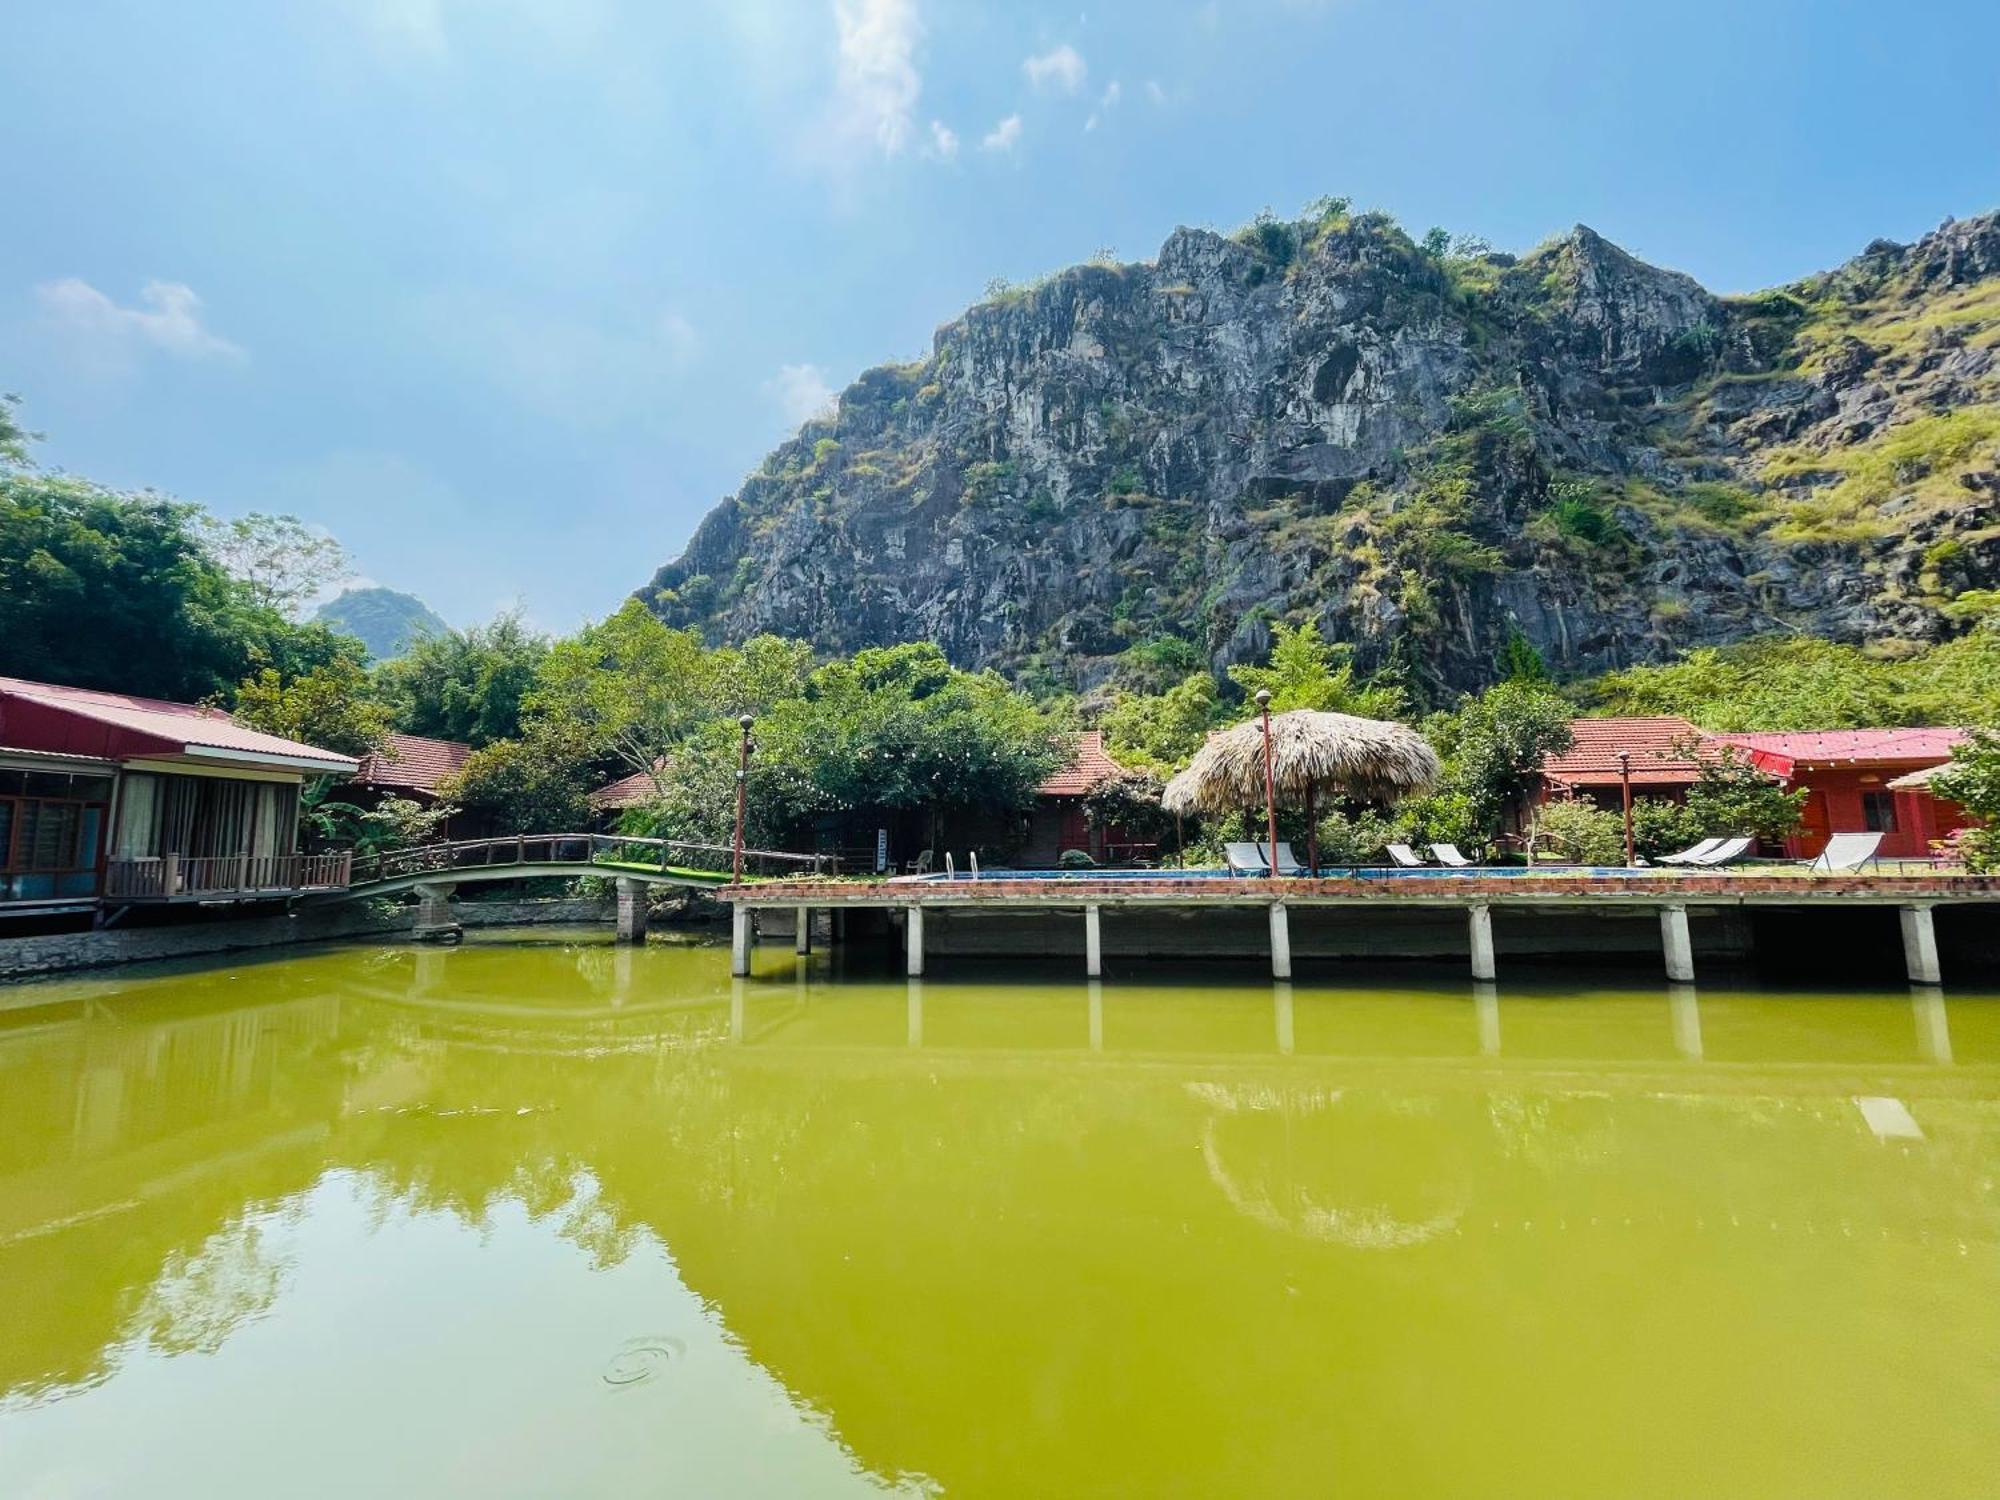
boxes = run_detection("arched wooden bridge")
[334,833,831,899]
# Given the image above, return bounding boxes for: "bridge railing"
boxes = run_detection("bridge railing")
[346,833,834,888]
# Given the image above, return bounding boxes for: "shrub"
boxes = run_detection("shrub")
[1529,798,1626,865]
[1058,847,1098,869]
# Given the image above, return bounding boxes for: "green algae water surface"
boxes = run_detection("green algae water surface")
[1,931,1996,1498]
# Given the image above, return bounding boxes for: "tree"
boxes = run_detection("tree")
[1422,680,1576,836]
[375,612,550,746]
[231,657,390,758]
[1227,620,1404,717]
[1930,730,2000,872]
[0,392,34,467]
[1497,627,1550,683]
[1679,745,1807,844]
[1082,771,1172,844]
[438,726,599,834]
[1102,672,1222,770]
[200,512,350,618]
[528,601,721,783]
[1527,797,1626,865]
[0,470,357,701]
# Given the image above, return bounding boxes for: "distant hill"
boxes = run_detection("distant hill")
[314,587,447,660]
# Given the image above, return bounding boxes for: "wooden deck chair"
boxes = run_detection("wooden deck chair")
[1807,831,1883,873]
[1430,843,1475,868]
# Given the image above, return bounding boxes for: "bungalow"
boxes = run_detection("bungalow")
[1707,728,1971,860]
[0,675,358,920]
[588,764,665,822]
[1020,730,1154,867]
[352,731,481,838]
[1537,716,1709,815]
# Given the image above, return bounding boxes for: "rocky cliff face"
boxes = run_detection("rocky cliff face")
[643,206,2000,698]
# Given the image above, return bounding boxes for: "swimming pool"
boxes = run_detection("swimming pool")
[910,864,1666,881]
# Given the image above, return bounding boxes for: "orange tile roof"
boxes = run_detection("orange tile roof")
[589,761,671,810]
[1541,716,1708,789]
[1038,730,1127,798]
[356,732,473,794]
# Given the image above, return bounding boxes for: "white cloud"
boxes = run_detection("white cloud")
[765,363,837,428]
[1085,79,1121,131]
[1144,78,1168,105]
[981,114,1023,153]
[37,278,245,370]
[832,0,923,156]
[925,119,960,160]
[1023,43,1086,94]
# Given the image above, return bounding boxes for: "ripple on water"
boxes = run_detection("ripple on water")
[601,1335,685,1388]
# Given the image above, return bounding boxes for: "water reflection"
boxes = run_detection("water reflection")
[0,937,1996,1499]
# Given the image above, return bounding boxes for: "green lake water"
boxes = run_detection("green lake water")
[1,931,1996,1497]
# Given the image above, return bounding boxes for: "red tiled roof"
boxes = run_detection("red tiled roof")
[356,732,473,794]
[1541,716,1708,788]
[0,674,360,772]
[1038,730,1127,798]
[589,763,668,810]
[1707,728,1968,776]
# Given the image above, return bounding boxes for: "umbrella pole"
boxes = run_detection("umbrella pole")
[1305,783,1317,876]
[1255,691,1279,875]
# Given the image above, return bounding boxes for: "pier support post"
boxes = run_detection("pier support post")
[614,878,648,945]
[1268,902,1292,981]
[412,882,460,943]
[1660,903,1695,983]
[794,904,812,955]
[730,905,752,977]
[906,904,926,977]
[1084,904,1103,978]
[1899,903,1941,985]
[1467,903,1495,982]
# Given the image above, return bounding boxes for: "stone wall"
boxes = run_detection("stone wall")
[0,896,614,984]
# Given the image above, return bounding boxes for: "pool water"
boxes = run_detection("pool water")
[1,933,1995,1497]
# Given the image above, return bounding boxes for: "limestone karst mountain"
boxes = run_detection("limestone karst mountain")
[643,204,2000,697]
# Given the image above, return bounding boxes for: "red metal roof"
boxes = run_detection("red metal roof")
[1541,716,1708,789]
[356,732,473,794]
[1708,728,1968,777]
[0,674,360,773]
[1038,730,1127,798]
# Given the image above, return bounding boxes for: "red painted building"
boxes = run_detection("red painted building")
[1707,729,1971,860]
[1023,731,1150,865]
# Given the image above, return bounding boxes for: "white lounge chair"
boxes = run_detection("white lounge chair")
[1430,843,1475,868]
[1658,837,1725,866]
[1384,843,1426,868]
[1224,842,1269,875]
[1685,835,1753,868]
[1807,831,1883,874]
[1263,842,1306,876]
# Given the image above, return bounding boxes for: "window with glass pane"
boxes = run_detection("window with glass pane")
[1862,791,1898,832]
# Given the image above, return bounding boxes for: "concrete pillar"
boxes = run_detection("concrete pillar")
[1668,983,1702,1060]
[1274,981,1295,1056]
[1660,903,1695,984]
[1467,903,1495,982]
[906,904,925,977]
[1087,979,1103,1052]
[1899,903,1941,985]
[1268,902,1292,981]
[730,905,752,977]
[615,878,648,945]
[1911,985,1952,1064]
[906,977,924,1047]
[1084,904,1103,978]
[794,904,812,955]
[1473,982,1500,1056]
[413,882,460,943]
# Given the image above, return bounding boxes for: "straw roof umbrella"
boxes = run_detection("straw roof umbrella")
[1163,707,1442,871]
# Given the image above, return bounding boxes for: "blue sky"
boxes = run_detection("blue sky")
[5,0,1996,630]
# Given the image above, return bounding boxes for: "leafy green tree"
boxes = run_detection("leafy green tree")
[528,601,721,782]
[1112,636,1206,696]
[1680,746,1807,844]
[232,657,390,758]
[438,725,600,834]
[1101,672,1223,770]
[1527,798,1626,865]
[375,612,550,746]
[200,512,350,618]
[1421,680,1576,836]
[1497,627,1550,683]
[0,470,356,700]
[1929,730,2000,872]
[0,392,34,467]
[1227,620,1404,717]
[1082,771,1172,844]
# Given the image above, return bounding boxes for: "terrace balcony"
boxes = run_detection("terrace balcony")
[104,851,353,902]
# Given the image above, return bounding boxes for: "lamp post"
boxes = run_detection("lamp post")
[733,714,754,884]
[1617,750,1635,867]
[1256,689,1280,876]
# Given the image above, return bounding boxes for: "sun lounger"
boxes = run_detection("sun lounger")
[1224,842,1269,875]
[1263,842,1306,876]
[1685,835,1753,868]
[1384,843,1426,868]
[1658,837,1725,866]
[1807,831,1883,873]
[1429,843,1474,868]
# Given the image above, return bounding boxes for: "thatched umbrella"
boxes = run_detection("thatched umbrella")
[1163,704,1442,872]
